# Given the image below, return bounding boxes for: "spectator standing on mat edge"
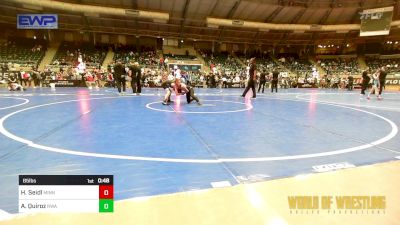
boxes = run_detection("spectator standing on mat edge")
[271,69,279,93]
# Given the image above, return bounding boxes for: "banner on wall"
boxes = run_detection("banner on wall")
[49,80,86,87]
[385,78,400,85]
[0,71,17,80]
[0,72,86,87]
[17,14,58,29]
[168,64,201,72]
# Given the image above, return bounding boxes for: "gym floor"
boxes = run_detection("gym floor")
[0,87,399,224]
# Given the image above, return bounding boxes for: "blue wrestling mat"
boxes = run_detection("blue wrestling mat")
[0,87,399,213]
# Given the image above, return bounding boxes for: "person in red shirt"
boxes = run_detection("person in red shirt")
[22,71,31,87]
[85,72,96,89]
[107,71,115,88]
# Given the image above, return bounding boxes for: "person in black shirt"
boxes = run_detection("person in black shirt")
[378,66,387,99]
[241,58,257,98]
[7,73,17,88]
[326,76,331,88]
[128,61,141,94]
[271,70,279,93]
[113,60,126,94]
[258,70,267,93]
[222,74,229,88]
[134,62,142,95]
[18,70,23,86]
[128,62,135,92]
[31,67,40,88]
[347,75,354,91]
[161,71,175,105]
[41,69,50,87]
[210,74,216,88]
[161,80,175,105]
[183,84,201,105]
[360,69,370,97]
[1,63,7,76]
[7,74,25,91]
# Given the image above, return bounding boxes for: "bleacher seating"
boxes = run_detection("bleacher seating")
[281,58,313,74]
[205,53,242,74]
[113,46,158,67]
[52,42,107,68]
[0,38,46,68]
[254,57,280,73]
[319,58,361,75]
[365,57,400,74]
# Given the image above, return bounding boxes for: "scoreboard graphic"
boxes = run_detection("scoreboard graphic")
[360,6,394,37]
[19,175,113,213]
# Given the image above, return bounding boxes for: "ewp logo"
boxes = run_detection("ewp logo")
[17,14,58,29]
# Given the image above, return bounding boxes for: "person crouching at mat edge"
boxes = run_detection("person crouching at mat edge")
[8,74,25,91]
[241,57,257,98]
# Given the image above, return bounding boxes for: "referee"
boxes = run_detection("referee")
[378,66,387,99]
[271,69,279,93]
[258,70,267,93]
[241,57,257,98]
[128,61,141,95]
[360,69,370,97]
[113,60,126,94]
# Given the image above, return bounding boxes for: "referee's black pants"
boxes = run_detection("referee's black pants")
[242,79,256,98]
[271,79,278,93]
[116,77,126,93]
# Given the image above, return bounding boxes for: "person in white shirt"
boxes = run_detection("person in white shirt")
[367,70,380,100]
[234,75,240,84]
[312,68,319,78]
[167,73,175,81]
[8,82,24,91]
[175,69,181,79]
